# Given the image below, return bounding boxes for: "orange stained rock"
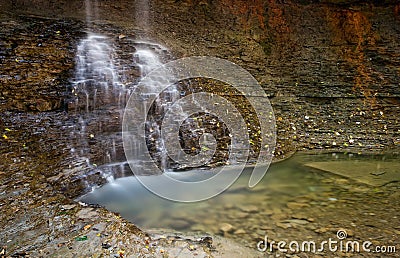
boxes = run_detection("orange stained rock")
[326,8,379,107]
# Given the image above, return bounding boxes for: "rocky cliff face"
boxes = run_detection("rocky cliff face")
[1,2,399,255]
[150,0,400,155]
[1,0,399,156]
[0,16,83,111]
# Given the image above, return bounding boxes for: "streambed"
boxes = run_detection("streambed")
[80,152,400,253]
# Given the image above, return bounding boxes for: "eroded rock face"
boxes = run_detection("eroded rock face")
[1,0,399,173]
[0,1,399,257]
[149,0,400,156]
[0,0,399,184]
[1,3,400,179]
[0,17,83,112]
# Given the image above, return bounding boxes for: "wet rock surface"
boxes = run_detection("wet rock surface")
[174,155,400,256]
[149,0,400,159]
[0,0,400,257]
[79,153,400,257]
[0,16,83,112]
[0,13,262,258]
[0,111,260,256]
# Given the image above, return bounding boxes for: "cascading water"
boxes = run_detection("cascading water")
[135,0,150,32]
[76,0,267,235]
[69,1,178,187]
[132,42,180,173]
[134,43,164,77]
[85,0,99,27]
[69,32,130,183]
[72,33,122,112]
[67,1,131,185]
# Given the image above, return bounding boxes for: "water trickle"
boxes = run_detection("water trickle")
[135,49,162,77]
[85,0,100,28]
[69,30,178,188]
[135,0,151,32]
[73,33,121,102]
[69,31,129,183]
[130,42,181,173]
[67,0,183,191]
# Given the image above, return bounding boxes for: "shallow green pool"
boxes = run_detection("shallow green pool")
[79,152,400,248]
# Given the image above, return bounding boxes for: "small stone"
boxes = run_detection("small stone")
[284,219,309,225]
[235,212,249,219]
[315,227,329,234]
[191,224,206,232]
[238,205,259,213]
[272,207,283,214]
[340,229,354,237]
[260,225,273,230]
[371,240,381,246]
[102,243,112,249]
[271,214,287,221]
[255,229,266,235]
[371,171,386,176]
[276,222,292,229]
[76,208,98,220]
[262,210,274,216]
[287,202,310,209]
[291,214,308,220]
[224,204,234,209]
[220,223,234,233]
[61,204,76,210]
[234,229,246,234]
[83,224,92,230]
[335,179,349,184]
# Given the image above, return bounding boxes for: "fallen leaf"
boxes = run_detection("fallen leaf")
[84,224,92,230]
[75,235,88,241]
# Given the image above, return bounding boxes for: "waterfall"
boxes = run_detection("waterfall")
[69,0,181,189]
[85,0,99,28]
[135,0,150,32]
[132,42,180,173]
[69,0,130,184]
[70,31,129,183]
[73,33,121,111]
